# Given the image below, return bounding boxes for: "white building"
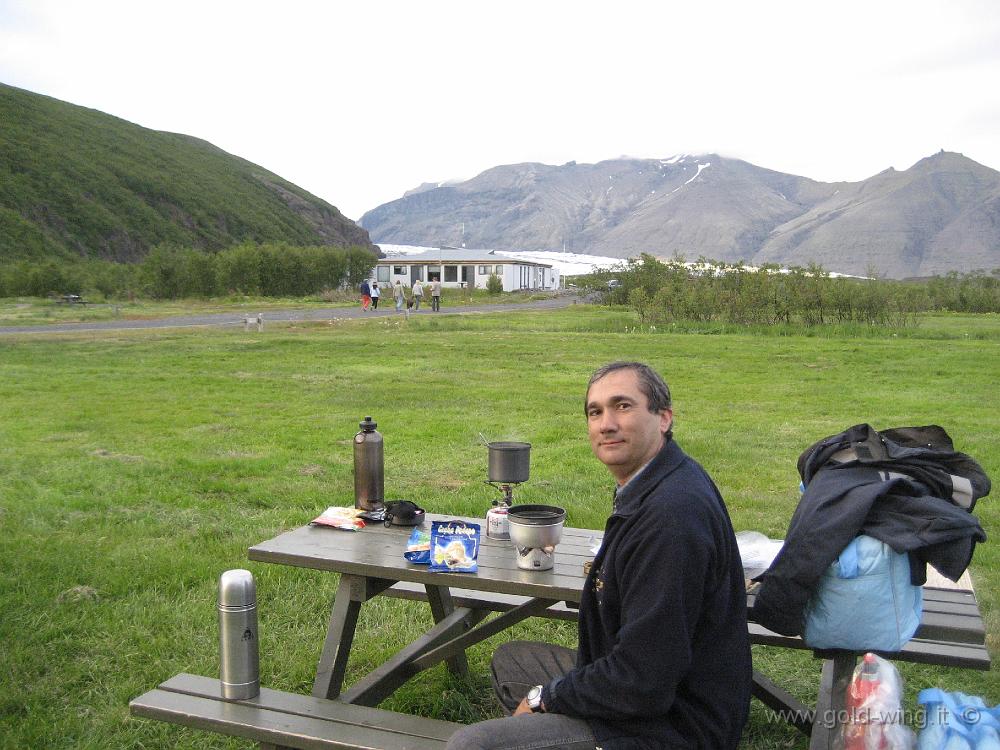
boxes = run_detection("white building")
[369,247,559,292]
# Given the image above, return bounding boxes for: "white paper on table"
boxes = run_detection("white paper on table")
[735,531,784,569]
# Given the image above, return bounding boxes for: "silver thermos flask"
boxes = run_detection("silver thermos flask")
[353,416,384,511]
[218,569,260,700]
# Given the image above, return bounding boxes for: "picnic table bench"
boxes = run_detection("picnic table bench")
[130,673,460,749]
[57,294,86,304]
[129,518,990,749]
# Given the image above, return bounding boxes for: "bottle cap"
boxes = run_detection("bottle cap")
[359,416,377,430]
[218,569,256,608]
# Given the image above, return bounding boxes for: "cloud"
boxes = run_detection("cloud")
[1,0,999,220]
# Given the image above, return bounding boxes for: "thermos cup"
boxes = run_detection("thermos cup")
[354,416,384,511]
[218,569,260,700]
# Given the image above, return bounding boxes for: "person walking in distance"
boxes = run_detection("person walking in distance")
[359,279,371,311]
[445,361,752,750]
[411,278,424,311]
[431,276,442,312]
[393,280,405,312]
[370,281,381,310]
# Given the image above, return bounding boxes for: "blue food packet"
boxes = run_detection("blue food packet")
[428,520,480,573]
[403,527,431,564]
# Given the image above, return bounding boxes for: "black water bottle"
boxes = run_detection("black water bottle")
[353,416,384,511]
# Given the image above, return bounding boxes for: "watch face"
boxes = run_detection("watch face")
[527,685,542,708]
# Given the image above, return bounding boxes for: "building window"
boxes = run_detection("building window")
[478,265,490,275]
[393,265,406,275]
[495,265,503,274]
[444,265,458,282]
[428,265,440,281]
[377,266,390,282]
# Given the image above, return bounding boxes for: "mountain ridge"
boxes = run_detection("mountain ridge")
[361,151,1000,278]
[0,83,376,261]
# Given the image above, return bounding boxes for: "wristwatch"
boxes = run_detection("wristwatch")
[525,684,544,712]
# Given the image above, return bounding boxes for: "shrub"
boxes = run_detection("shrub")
[603,254,1000,328]
[486,273,503,295]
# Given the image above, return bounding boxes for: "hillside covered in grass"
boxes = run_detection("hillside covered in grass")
[0,83,376,261]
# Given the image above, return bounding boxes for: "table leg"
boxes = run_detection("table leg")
[426,584,471,677]
[312,574,395,700]
[410,597,559,672]
[808,653,856,750]
[751,669,813,734]
[339,606,484,706]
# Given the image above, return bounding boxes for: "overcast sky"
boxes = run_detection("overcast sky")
[2,0,999,223]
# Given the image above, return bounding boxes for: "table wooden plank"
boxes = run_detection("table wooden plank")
[385,580,581,621]
[745,589,986,646]
[249,522,589,602]
[917,610,985,644]
[282,521,598,567]
[925,568,973,591]
[922,588,982,607]
[746,625,990,669]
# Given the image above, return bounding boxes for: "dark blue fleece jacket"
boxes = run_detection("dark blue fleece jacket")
[543,439,751,749]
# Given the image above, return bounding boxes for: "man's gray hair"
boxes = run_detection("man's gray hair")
[585,361,673,435]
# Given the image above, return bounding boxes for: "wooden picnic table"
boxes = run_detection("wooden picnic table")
[247,513,991,743]
[248,513,597,705]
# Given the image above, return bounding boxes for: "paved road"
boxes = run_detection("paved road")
[0,294,582,335]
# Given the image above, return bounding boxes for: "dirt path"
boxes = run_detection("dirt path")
[0,294,583,336]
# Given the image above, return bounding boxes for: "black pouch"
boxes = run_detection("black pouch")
[383,500,425,527]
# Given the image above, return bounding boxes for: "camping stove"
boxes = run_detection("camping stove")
[507,505,566,571]
[484,484,517,540]
[483,440,531,540]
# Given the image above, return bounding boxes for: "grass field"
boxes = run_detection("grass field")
[1,305,997,749]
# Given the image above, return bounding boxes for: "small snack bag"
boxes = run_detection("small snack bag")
[429,520,480,573]
[404,527,431,564]
[310,506,365,531]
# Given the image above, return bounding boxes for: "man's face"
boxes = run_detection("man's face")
[586,369,673,485]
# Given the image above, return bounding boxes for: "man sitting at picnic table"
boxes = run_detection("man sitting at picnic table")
[446,361,751,750]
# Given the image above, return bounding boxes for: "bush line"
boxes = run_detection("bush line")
[0,241,377,299]
[587,255,1000,324]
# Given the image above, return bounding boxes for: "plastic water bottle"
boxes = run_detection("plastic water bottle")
[843,653,884,750]
[218,569,260,700]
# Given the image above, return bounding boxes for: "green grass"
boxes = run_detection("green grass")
[1,305,997,749]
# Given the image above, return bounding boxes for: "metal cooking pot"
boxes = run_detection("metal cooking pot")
[508,504,566,550]
[487,441,530,484]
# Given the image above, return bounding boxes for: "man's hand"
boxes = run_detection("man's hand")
[513,697,533,716]
[513,694,546,716]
